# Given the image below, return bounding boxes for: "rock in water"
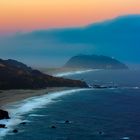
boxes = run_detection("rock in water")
[20,122,27,125]
[98,131,105,135]
[65,120,70,124]
[51,125,57,129]
[0,109,10,120]
[13,129,18,133]
[0,124,7,128]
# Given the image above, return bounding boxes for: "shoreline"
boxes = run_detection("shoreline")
[0,88,89,139]
[0,87,71,108]
[0,68,94,108]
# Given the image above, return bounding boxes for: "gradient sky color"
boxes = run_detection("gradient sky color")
[0,0,140,34]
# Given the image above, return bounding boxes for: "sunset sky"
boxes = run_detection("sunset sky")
[0,0,140,34]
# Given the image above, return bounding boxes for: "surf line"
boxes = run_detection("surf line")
[0,88,91,139]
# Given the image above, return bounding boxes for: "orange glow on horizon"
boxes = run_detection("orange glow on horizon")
[0,0,140,34]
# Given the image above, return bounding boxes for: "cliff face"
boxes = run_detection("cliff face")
[0,59,88,90]
[64,55,128,69]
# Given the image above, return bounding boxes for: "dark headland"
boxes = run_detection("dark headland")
[0,58,88,90]
[64,54,128,69]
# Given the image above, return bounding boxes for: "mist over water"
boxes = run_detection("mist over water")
[54,69,95,77]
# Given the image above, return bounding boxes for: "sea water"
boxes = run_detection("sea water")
[1,70,140,140]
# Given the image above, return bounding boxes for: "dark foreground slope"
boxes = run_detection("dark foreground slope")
[64,55,128,69]
[0,59,87,90]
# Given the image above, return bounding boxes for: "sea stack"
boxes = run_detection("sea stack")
[0,109,10,120]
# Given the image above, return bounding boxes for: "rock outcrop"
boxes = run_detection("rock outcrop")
[0,109,10,120]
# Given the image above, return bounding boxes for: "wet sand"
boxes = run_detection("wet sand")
[0,68,89,108]
[0,87,70,108]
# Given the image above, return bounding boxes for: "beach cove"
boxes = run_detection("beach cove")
[0,87,90,139]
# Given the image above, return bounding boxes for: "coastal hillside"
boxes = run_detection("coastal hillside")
[64,55,128,69]
[0,59,88,90]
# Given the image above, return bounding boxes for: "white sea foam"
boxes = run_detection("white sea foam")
[133,86,140,89]
[0,88,90,139]
[120,137,130,140]
[29,114,46,117]
[54,69,97,77]
[121,86,140,90]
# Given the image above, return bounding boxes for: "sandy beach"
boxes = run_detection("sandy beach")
[0,87,70,108]
[0,68,89,108]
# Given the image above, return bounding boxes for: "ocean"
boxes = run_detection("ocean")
[0,70,140,140]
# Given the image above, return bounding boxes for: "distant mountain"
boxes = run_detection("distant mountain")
[0,59,88,90]
[64,55,128,69]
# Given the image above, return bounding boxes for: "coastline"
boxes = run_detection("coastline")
[0,69,92,139]
[0,87,89,139]
[0,68,93,108]
[0,87,71,108]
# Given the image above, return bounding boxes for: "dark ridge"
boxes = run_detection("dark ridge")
[0,59,88,90]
